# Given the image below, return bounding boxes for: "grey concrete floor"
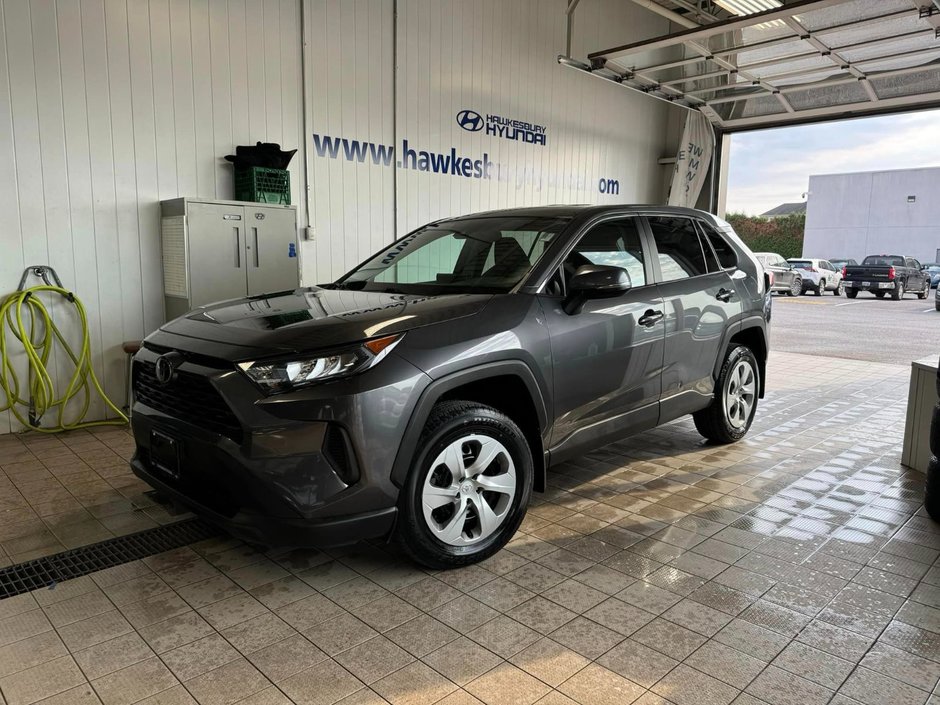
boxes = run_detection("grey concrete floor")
[769,290,939,365]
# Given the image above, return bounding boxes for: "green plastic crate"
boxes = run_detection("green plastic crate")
[234,166,291,205]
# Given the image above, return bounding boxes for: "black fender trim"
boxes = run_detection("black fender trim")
[714,315,768,398]
[389,361,549,490]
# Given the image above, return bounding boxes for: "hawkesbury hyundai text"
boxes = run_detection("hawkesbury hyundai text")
[131,206,770,568]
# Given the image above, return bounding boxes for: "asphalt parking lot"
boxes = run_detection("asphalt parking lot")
[770,290,939,365]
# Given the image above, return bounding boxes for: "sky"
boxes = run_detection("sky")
[725,108,940,216]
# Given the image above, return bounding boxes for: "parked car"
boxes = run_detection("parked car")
[843,255,931,300]
[829,258,858,271]
[924,264,940,288]
[787,258,844,296]
[129,206,769,568]
[754,252,802,296]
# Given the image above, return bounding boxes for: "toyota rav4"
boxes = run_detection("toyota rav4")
[131,206,769,568]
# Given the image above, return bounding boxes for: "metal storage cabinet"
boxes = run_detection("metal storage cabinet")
[160,198,299,320]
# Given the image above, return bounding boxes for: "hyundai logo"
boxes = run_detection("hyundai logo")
[154,352,184,385]
[456,109,484,132]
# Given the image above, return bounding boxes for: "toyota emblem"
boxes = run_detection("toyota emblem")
[154,352,184,385]
[456,109,484,132]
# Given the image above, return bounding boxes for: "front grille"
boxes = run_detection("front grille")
[134,360,243,443]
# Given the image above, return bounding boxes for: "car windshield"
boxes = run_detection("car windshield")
[789,261,813,269]
[862,255,904,266]
[336,216,570,294]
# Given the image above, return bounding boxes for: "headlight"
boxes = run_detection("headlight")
[237,334,402,393]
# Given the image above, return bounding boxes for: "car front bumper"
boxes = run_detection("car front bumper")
[129,340,430,548]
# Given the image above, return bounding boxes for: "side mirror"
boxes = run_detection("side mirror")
[564,265,631,314]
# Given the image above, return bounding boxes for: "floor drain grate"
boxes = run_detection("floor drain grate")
[0,518,221,600]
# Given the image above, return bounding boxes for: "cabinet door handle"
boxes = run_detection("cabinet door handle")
[251,227,259,268]
[234,227,241,268]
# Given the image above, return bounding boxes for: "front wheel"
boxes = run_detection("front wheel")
[875,291,886,299]
[919,280,930,300]
[788,277,801,297]
[892,281,905,300]
[846,289,858,299]
[693,345,759,444]
[815,279,826,296]
[395,401,532,569]
[834,281,844,296]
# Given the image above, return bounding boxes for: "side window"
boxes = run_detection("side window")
[699,223,738,270]
[564,218,646,288]
[647,216,710,281]
[910,258,921,270]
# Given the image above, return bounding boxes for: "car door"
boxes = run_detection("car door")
[540,216,665,454]
[908,258,926,289]
[776,255,797,288]
[646,215,744,421]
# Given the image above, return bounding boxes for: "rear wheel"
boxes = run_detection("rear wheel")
[815,279,826,296]
[395,401,532,569]
[891,281,905,300]
[693,345,759,444]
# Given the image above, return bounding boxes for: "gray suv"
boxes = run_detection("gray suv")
[131,206,769,568]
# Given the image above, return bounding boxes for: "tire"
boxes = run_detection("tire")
[815,279,826,296]
[919,280,930,300]
[891,281,905,300]
[936,302,940,311]
[926,455,940,523]
[788,277,801,297]
[930,403,940,458]
[394,400,533,569]
[693,345,759,444]
[846,289,858,299]
[834,281,844,296]
[875,291,885,299]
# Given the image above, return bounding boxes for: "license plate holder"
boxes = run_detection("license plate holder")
[150,430,181,480]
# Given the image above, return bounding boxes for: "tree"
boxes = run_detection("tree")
[725,212,804,259]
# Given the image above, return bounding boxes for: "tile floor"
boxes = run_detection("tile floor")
[1,351,939,705]
[0,425,186,567]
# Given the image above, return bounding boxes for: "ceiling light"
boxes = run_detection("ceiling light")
[714,0,782,16]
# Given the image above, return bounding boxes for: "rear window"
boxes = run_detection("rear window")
[862,256,904,267]
[789,261,813,269]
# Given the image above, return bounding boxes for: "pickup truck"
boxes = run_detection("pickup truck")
[842,255,931,300]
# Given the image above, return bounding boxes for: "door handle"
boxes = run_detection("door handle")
[233,227,241,268]
[251,227,260,268]
[716,287,734,302]
[638,310,664,327]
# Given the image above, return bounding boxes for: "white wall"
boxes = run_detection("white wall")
[302,0,675,284]
[0,0,304,433]
[804,167,940,264]
[1,0,679,433]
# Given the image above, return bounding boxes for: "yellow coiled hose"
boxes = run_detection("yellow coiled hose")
[0,285,128,432]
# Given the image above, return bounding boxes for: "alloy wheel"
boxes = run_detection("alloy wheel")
[724,360,756,430]
[421,434,517,546]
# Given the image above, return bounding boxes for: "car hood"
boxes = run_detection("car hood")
[154,287,492,360]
